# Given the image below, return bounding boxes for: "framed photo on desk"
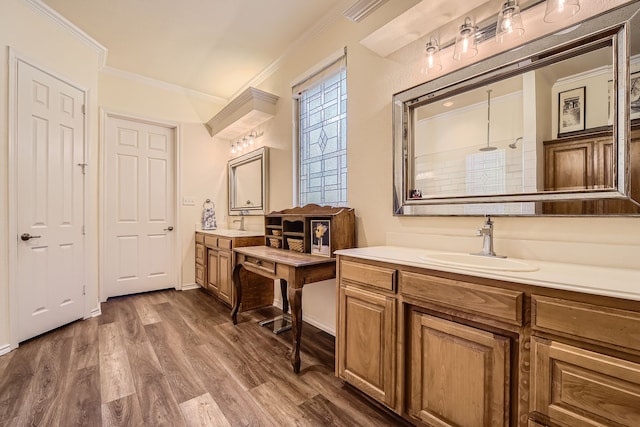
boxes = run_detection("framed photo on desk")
[311,220,330,256]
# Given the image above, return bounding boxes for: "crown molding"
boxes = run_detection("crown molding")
[23,0,108,68]
[343,0,388,23]
[101,66,227,104]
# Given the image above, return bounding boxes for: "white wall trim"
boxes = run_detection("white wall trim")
[101,66,227,104]
[99,109,182,301]
[0,344,11,357]
[22,0,108,68]
[181,283,201,291]
[8,49,93,349]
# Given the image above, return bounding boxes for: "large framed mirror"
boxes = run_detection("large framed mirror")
[393,3,640,216]
[228,146,268,215]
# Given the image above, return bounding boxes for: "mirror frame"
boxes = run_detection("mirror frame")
[393,3,640,216]
[228,146,269,216]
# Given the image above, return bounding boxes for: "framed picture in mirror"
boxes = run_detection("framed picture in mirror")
[311,220,330,256]
[558,86,586,135]
[631,71,640,121]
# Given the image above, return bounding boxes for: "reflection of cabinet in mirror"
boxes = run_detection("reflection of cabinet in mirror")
[543,125,640,214]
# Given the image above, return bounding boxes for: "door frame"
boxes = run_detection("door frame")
[7,49,93,350]
[99,109,182,302]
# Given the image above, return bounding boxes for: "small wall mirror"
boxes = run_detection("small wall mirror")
[393,3,640,216]
[228,147,268,215]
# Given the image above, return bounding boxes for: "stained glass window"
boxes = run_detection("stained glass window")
[294,57,347,207]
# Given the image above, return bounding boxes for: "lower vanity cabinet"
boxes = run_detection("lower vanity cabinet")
[409,310,510,427]
[530,295,640,427]
[337,259,398,409]
[196,232,270,309]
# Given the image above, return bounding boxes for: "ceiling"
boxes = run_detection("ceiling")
[41,0,356,101]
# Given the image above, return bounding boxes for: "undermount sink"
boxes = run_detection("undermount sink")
[418,252,539,272]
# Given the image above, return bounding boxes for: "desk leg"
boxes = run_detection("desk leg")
[287,281,303,373]
[231,263,243,325]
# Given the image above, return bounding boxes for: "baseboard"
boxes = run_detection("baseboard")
[0,343,11,356]
[181,283,201,291]
[89,305,102,318]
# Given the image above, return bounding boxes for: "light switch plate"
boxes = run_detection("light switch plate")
[183,197,195,206]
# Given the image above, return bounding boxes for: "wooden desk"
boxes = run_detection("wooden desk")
[231,246,336,373]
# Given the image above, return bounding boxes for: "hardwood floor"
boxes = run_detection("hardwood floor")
[0,288,409,426]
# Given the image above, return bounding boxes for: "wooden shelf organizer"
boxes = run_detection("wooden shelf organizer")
[264,204,355,256]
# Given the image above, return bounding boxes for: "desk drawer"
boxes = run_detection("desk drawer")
[400,271,523,325]
[204,235,218,248]
[218,238,232,250]
[340,260,396,292]
[243,255,276,275]
[532,295,640,352]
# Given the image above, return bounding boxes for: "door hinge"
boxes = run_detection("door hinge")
[82,104,86,115]
[82,225,86,235]
[82,285,86,296]
[77,163,87,174]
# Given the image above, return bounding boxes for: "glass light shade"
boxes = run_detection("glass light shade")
[230,142,236,154]
[421,38,442,74]
[544,0,580,23]
[496,0,524,43]
[453,18,478,61]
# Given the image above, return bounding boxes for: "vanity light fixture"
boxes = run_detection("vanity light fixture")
[421,37,442,74]
[544,0,580,23]
[247,130,258,147]
[453,17,478,61]
[230,140,237,154]
[496,0,524,43]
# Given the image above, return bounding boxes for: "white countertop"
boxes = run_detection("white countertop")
[335,246,640,302]
[196,228,264,238]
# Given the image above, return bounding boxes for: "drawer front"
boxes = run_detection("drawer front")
[531,337,640,427]
[340,260,396,292]
[204,235,218,248]
[195,242,205,265]
[532,295,640,353]
[243,255,276,275]
[400,271,523,325]
[195,233,204,244]
[195,263,205,286]
[217,238,232,250]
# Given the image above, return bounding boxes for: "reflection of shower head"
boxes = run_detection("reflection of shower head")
[509,137,523,149]
[479,146,497,151]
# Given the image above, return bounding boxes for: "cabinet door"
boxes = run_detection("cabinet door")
[544,139,596,214]
[217,250,233,306]
[531,337,640,427]
[207,248,218,293]
[409,312,510,427]
[338,286,396,408]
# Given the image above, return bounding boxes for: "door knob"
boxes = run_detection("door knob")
[164,226,174,231]
[21,233,41,241]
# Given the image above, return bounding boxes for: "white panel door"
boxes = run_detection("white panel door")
[16,60,86,342]
[104,116,176,298]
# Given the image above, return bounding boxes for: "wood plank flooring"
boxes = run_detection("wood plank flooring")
[0,288,410,426]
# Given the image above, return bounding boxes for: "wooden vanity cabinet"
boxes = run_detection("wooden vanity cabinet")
[336,254,640,427]
[530,295,640,427]
[196,231,272,310]
[337,260,398,409]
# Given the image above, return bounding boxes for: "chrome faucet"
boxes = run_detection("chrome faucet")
[233,210,249,231]
[472,215,505,258]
